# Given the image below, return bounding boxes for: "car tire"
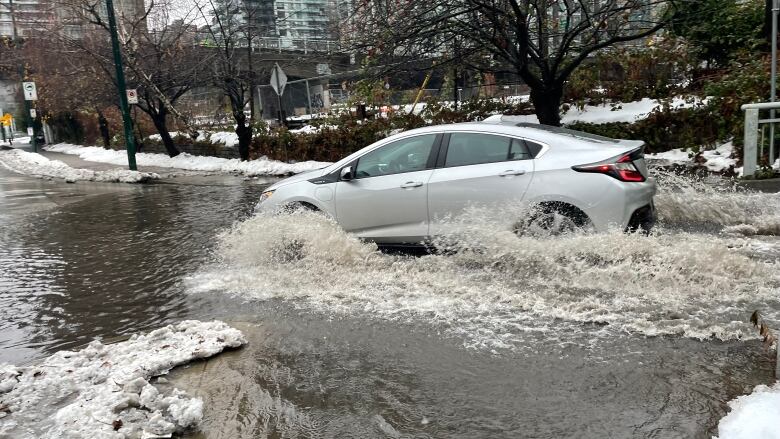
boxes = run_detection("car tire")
[513,202,590,237]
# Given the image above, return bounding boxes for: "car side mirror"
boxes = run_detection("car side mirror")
[340,166,354,181]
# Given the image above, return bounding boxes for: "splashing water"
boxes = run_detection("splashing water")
[653,168,780,235]
[188,177,780,350]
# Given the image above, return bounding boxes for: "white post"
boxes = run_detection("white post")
[744,107,759,177]
[305,79,312,115]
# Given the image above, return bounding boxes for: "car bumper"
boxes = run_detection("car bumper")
[625,202,656,232]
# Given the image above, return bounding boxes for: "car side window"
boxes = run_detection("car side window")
[523,139,544,158]
[444,133,512,167]
[355,134,436,179]
[509,139,532,160]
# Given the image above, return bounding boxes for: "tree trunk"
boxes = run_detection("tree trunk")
[97,109,111,149]
[150,106,181,157]
[530,85,564,126]
[235,112,252,161]
[452,67,459,111]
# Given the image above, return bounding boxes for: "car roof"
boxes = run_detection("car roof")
[391,118,618,148]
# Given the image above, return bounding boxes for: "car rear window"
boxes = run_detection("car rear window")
[514,122,616,143]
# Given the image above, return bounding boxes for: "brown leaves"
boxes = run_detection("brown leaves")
[112,419,123,431]
[750,310,778,350]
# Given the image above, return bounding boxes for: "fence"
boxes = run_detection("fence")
[741,102,780,177]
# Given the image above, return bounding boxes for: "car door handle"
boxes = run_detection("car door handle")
[400,181,424,188]
[499,170,526,177]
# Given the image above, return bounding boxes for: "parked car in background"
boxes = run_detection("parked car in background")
[256,116,657,245]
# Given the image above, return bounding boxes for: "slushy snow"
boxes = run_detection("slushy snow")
[646,142,737,173]
[0,320,246,439]
[716,381,780,439]
[0,148,158,183]
[493,97,705,124]
[45,144,331,176]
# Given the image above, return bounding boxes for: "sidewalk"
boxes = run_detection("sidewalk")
[4,143,280,186]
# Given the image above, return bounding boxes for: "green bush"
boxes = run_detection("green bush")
[567,102,724,154]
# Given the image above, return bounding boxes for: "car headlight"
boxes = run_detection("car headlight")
[259,190,275,203]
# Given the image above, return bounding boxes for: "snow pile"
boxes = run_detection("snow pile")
[288,124,338,134]
[0,320,246,439]
[147,131,238,147]
[502,97,705,125]
[646,148,692,164]
[716,382,780,439]
[0,149,158,183]
[45,144,331,176]
[646,142,737,173]
[208,131,239,147]
[701,142,739,172]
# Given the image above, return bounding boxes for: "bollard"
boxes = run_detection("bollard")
[743,108,759,177]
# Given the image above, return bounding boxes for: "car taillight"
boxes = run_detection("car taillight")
[572,148,646,182]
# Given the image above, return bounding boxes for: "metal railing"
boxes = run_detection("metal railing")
[235,37,341,54]
[741,101,780,177]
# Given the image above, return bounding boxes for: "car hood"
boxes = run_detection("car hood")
[266,168,327,191]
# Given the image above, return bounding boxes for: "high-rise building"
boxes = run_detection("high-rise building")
[0,0,147,39]
[0,0,47,37]
[274,0,332,41]
[210,0,348,50]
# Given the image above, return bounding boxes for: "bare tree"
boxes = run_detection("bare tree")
[347,0,675,126]
[49,0,209,156]
[194,0,259,161]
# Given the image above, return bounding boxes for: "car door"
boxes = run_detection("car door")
[335,134,440,243]
[427,132,535,235]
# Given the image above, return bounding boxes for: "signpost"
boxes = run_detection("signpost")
[22,82,37,101]
[20,81,37,151]
[105,0,137,170]
[270,63,287,125]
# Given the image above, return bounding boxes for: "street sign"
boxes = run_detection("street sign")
[126,89,138,105]
[316,63,331,76]
[1,113,12,127]
[270,63,287,96]
[30,109,36,118]
[27,127,33,136]
[22,82,37,101]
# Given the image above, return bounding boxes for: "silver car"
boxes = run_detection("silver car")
[256,117,657,244]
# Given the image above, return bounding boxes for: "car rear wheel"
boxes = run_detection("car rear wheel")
[513,202,590,237]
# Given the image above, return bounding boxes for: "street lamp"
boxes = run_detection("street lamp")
[105,0,137,171]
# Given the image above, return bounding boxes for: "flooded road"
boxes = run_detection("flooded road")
[1,165,778,437]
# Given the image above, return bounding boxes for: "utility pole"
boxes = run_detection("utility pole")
[771,0,779,166]
[8,0,37,152]
[105,0,137,170]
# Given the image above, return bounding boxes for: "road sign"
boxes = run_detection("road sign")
[1,113,12,127]
[27,127,33,136]
[270,63,287,96]
[126,89,138,105]
[22,82,37,101]
[316,63,331,76]
[30,108,36,118]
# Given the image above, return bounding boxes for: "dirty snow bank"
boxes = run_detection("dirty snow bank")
[716,382,780,439]
[0,320,246,439]
[498,96,705,125]
[45,144,331,176]
[0,149,158,183]
[646,142,737,173]
[146,131,238,147]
